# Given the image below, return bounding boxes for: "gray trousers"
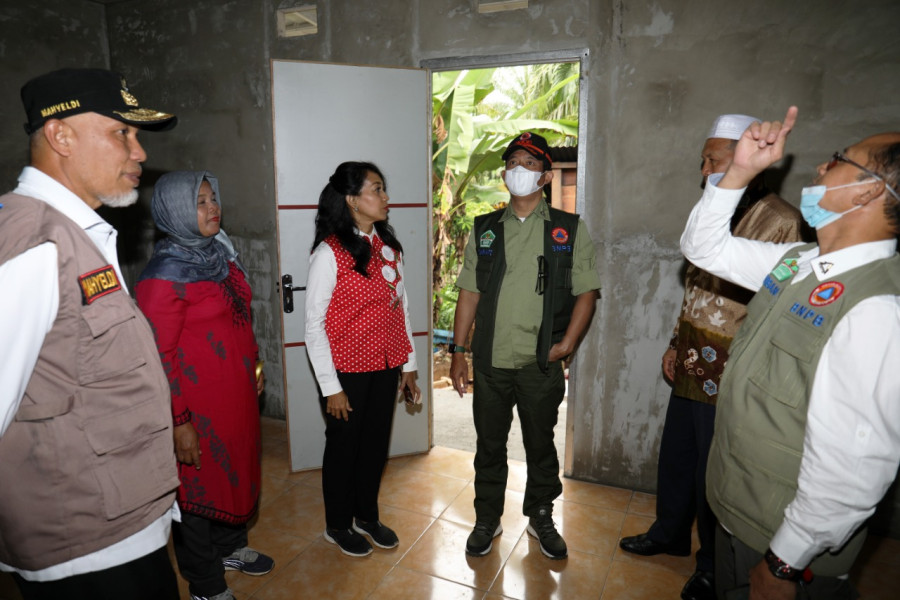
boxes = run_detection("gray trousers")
[715,525,858,600]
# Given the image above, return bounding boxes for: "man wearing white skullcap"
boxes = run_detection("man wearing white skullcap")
[619,114,807,600]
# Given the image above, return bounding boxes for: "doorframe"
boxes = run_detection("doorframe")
[421,48,591,476]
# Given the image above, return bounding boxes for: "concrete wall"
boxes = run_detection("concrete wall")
[2,0,899,534]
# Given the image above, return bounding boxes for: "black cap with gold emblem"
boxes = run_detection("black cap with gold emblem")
[20,68,177,135]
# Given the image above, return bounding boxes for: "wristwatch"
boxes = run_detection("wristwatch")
[448,343,467,354]
[764,548,813,583]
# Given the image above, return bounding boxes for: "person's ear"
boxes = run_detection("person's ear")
[854,179,886,206]
[346,195,358,212]
[540,170,554,186]
[42,119,72,157]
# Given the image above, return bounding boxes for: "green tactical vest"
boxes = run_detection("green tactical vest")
[708,242,900,575]
[470,203,579,372]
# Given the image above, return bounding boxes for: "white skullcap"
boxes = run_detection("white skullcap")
[707,114,759,141]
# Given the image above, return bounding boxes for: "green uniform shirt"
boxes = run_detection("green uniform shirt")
[457,201,600,368]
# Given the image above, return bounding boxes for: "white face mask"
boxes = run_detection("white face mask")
[504,166,544,197]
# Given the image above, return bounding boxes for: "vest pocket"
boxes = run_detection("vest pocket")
[715,426,801,537]
[79,299,147,384]
[84,396,178,520]
[747,313,819,409]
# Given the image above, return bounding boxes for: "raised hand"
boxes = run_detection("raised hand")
[721,106,798,189]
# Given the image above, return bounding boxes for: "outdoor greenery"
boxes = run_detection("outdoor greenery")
[431,62,580,329]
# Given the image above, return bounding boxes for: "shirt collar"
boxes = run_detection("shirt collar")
[14,166,111,233]
[499,199,550,222]
[811,239,898,280]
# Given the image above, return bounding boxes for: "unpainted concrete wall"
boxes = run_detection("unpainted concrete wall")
[2,0,898,535]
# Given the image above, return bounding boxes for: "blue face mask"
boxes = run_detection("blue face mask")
[800,180,872,230]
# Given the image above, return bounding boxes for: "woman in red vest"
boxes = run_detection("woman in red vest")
[305,161,421,557]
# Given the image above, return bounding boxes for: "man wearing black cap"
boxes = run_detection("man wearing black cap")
[450,131,600,560]
[0,68,180,599]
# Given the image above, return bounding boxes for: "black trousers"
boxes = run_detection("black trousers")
[646,392,717,572]
[173,513,247,597]
[319,368,400,530]
[472,361,565,521]
[12,545,178,600]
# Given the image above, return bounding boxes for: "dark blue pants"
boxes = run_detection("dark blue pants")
[319,368,400,530]
[647,392,717,572]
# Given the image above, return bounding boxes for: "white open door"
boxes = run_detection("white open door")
[271,60,432,471]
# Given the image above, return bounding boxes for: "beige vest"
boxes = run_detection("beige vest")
[0,193,179,571]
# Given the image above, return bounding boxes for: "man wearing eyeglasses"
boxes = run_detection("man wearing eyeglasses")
[619,114,806,600]
[450,132,600,560]
[681,106,900,600]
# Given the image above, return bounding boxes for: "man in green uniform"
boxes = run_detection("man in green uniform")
[450,132,600,559]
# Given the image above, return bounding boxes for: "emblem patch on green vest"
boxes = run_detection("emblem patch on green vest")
[771,258,799,282]
[479,230,496,248]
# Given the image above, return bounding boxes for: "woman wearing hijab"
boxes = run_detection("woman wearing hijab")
[305,161,421,557]
[136,171,272,600]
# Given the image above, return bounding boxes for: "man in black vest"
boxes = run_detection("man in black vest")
[450,132,600,560]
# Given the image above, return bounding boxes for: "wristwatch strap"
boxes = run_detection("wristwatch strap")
[448,343,467,353]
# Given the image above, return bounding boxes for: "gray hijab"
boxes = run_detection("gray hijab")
[138,170,246,283]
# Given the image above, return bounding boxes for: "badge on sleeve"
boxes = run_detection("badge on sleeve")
[79,265,121,304]
[809,281,844,307]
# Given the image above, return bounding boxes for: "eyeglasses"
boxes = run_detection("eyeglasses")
[826,152,900,202]
[535,255,546,295]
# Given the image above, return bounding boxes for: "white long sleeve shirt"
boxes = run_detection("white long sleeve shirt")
[0,166,176,582]
[305,230,418,396]
[681,181,900,569]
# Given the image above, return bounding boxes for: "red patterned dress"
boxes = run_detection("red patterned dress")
[136,262,261,523]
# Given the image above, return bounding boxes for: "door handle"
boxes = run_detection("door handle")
[279,274,305,313]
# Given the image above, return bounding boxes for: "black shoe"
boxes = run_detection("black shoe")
[526,506,567,560]
[353,518,399,549]
[324,527,373,557]
[619,532,691,556]
[465,520,502,556]
[681,570,715,600]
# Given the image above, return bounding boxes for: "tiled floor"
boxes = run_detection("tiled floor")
[1,416,897,599]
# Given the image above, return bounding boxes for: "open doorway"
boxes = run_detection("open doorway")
[426,53,586,465]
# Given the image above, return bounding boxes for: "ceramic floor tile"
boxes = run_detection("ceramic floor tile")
[378,465,470,518]
[398,518,517,591]
[250,539,392,600]
[625,491,656,517]
[555,499,626,559]
[364,504,436,566]
[403,445,476,481]
[490,536,611,600]
[258,471,299,508]
[614,513,696,577]
[560,478,632,512]
[366,566,485,600]
[600,558,690,600]
[440,481,529,536]
[252,482,326,542]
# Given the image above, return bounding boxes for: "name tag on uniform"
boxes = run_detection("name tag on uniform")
[79,265,121,304]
